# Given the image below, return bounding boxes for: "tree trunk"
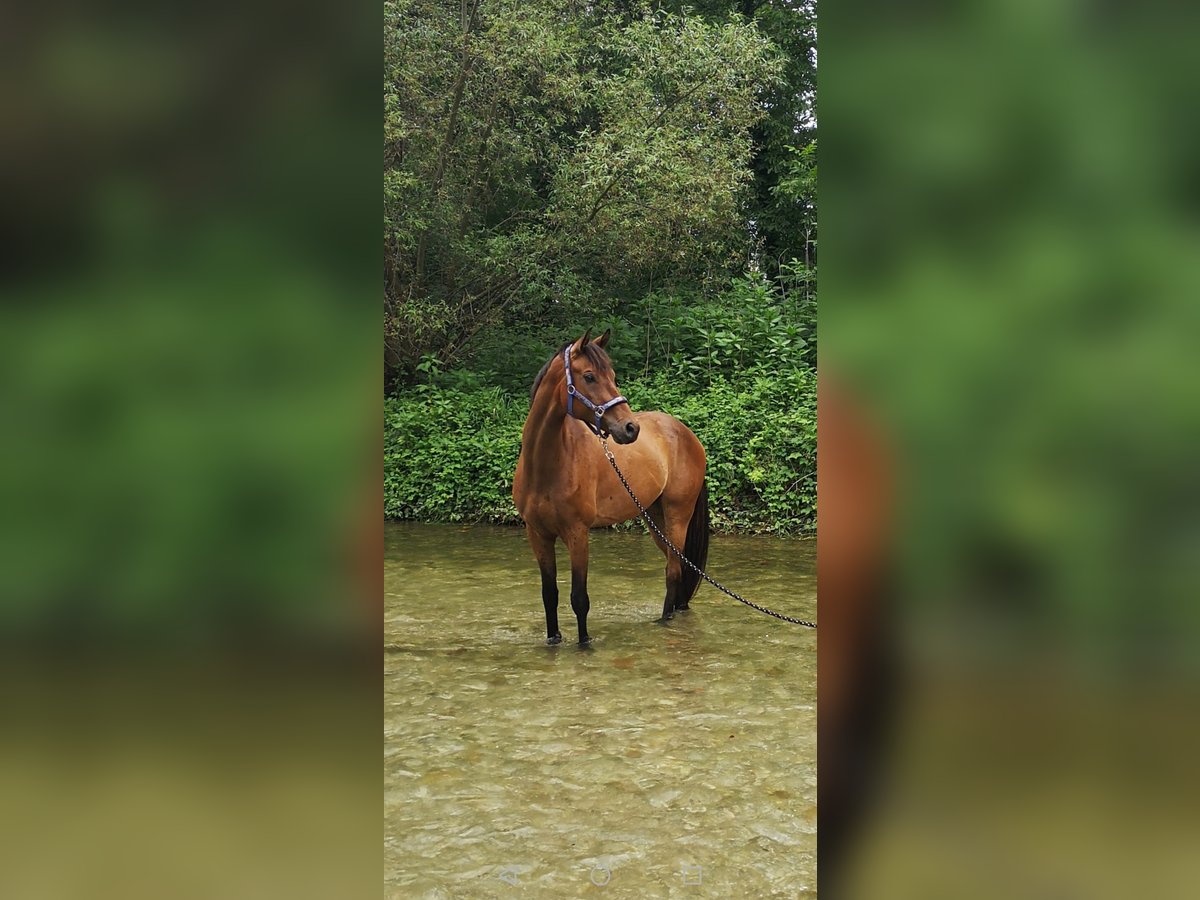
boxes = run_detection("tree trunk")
[414,8,479,286]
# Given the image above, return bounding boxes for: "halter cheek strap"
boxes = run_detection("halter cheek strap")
[563,345,628,437]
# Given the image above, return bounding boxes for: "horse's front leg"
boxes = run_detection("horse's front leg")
[564,525,591,645]
[527,528,560,644]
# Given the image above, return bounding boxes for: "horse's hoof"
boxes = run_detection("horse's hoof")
[578,635,592,646]
[675,602,690,611]
[659,613,674,623]
[547,634,562,645]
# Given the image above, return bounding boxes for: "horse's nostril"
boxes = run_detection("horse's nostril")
[626,421,639,436]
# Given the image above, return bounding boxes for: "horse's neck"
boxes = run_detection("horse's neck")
[521,377,574,481]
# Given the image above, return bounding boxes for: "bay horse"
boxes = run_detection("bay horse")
[512,329,709,645]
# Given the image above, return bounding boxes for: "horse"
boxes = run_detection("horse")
[512,328,709,645]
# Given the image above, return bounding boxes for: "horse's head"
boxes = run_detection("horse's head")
[565,328,640,444]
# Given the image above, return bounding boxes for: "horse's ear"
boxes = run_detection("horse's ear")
[571,329,592,355]
[594,327,611,350]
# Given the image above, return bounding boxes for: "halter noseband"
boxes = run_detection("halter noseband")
[563,345,628,437]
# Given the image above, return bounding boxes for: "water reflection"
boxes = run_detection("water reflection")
[384,523,816,898]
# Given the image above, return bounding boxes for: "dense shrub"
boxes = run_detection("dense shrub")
[466,271,815,394]
[626,368,816,533]
[384,366,815,534]
[387,270,816,533]
[384,385,525,523]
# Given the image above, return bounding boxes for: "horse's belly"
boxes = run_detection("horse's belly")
[591,469,662,527]
[589,427,672,526]
[591,493,640,528]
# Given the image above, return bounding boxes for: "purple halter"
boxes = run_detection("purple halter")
[563,345,628,437]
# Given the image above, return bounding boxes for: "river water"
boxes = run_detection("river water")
[384,522,817,898]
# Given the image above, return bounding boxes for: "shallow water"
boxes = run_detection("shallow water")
[384,522,817,899]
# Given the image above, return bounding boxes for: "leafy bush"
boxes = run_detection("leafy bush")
[387,268,816,533]
[385,366,815,534]
[644,272,815,380]
[626,367,816,533]
[384,385,524,523]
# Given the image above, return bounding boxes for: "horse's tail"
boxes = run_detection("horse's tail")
[679,480,710,606]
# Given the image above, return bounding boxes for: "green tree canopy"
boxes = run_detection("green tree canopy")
[385,1,812,387]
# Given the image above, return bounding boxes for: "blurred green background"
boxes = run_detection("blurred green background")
[1,4,378,645]
[821,1,1200,897]
[825,1,1200,667]
[0,5,379,899]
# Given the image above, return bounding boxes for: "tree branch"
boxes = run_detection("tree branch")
[583,79,708,225]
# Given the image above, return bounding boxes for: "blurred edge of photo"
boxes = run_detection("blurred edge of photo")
[820,2,1200,898]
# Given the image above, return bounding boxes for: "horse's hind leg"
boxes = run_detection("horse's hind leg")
[647,500,685,620]
[527,528,561,644]
[564,524,592,645]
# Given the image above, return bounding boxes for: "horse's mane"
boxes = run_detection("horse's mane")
[529,340,610,404]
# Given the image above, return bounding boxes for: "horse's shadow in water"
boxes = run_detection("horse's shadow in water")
[512,330,710,647]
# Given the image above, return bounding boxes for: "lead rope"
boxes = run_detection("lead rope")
[600,437,816,629]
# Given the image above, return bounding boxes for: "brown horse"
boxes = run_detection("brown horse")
[512,329,709,645]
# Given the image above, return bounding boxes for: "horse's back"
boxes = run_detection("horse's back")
[635,411,706,470]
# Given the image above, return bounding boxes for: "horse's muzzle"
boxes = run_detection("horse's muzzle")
[609,419,640,444]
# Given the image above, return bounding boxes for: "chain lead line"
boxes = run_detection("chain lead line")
[601,437,816,629]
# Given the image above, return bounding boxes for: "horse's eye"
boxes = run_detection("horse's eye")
[584,372,596,383]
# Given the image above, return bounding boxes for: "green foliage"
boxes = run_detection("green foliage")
[385,273,816,533]
[385,367,814,533]
[385,386,525,523]
[628,368,816,533]
[385,0,817,534]
[629,271,816,379]
[385,0,790,385]
[457,267,815,393]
